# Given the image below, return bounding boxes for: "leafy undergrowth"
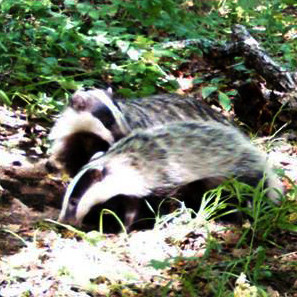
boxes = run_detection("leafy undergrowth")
[0,0,296,119]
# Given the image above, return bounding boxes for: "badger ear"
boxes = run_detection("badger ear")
[106,87,113,96]
[90,151,105,162]
[89,168,104,183]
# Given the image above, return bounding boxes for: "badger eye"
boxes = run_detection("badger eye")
[69,198,79,207]
[89,169,103,182]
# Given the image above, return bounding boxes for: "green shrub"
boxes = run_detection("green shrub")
[0,0,295,117]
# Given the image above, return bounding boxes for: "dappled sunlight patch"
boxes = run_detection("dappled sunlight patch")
[2,171,295,295]
[1,202,296,296]
[0,216,217,296]
[0,230,149,296]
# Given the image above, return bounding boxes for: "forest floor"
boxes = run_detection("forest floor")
[0,105,296,297]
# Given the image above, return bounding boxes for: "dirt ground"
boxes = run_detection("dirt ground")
[0,105,296,296]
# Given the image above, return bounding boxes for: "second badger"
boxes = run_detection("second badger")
[59,121,282,227]
[49,89,231,176]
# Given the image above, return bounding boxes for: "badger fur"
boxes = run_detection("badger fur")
[58,121,283,227]
[49,89,231,176]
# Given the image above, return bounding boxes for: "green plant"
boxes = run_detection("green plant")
[0,0,295,119]
[99,208,127,235]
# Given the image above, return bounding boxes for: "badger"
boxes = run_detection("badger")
[58,121,283,227]
[48,88,231,176]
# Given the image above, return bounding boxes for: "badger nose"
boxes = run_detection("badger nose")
[58,214,82,228]
[58,197,83,227]
[45,159,60,174]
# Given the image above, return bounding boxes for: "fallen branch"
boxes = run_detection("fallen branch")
[231,24,297,92]
[0,152,65,210]
[163,24,297,109]
[0,106,65,210]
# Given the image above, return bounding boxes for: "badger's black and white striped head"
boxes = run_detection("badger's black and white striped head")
[70,88,129,140]
[58,159,105,226]
[58,150,149,227]
[48,88,130,176]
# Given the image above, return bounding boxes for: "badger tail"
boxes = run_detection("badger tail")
[265,158,284,203]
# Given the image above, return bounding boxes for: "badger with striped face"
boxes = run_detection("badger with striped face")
[58,121,283,227]
[48,89,231,176]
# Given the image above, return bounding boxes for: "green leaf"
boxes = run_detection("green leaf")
[0,90,12,106]
[193,77,204,84]
[281,0,296,4]
[149,259,172,270]
[64,0,76,8]
[44,57,58,66]
[210,77,223,84]
[88,10,101,20]
[77,3,92,15]
[218,92,231,111]
[226,89,238,96]
[238,0,257,10]
[117,88,134,98]
[58,78,81,90]
[233,63,248,72]
[201,86,217,99]
[0,40,7,52]
[278,222,297,232]
[139,85,156,96]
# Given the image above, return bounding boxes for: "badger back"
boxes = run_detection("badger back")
[118,93,231,129]
[106,121,282,201]
[59,121,282,226]
[106,121,269,186]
